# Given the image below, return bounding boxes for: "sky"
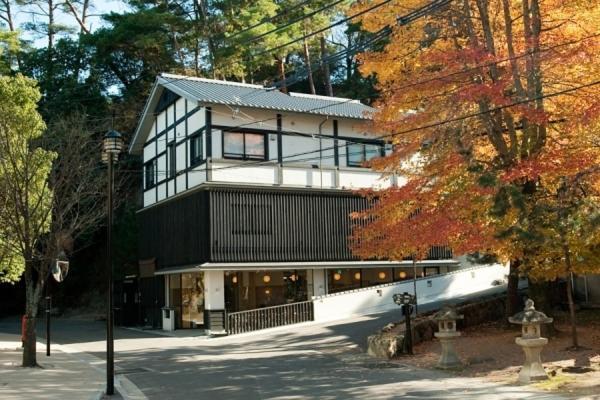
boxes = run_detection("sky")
[13,1,128,46]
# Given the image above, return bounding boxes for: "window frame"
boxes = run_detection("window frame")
[168,141,176,178]
[346,142,384,168]
[144,159,157,190]
[222,131,267,161]
[189,133,203,167]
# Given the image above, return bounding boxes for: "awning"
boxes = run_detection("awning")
[154,260,459,275]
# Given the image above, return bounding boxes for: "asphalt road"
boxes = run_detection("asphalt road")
[1,288,563,400]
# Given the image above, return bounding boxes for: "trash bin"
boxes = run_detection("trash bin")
[161,307,175,331]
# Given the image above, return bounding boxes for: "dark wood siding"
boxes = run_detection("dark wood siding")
[209,188,369,262]
[138,190,211,268]
[138,186,370,267]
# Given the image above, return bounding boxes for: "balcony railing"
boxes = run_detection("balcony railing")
[227,301,314,335]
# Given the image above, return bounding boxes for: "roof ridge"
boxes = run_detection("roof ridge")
[160,73,266,90]
[288,91,360,104]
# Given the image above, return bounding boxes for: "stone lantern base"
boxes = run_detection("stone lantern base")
[434,331,462,369]
[515,337,549,383]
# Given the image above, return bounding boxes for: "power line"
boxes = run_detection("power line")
[252,0,397,58]
[241,0,348,46]
[225,0,317,40]
[267,0,452,89]
[132,79,600,177]
[83,31,599,140]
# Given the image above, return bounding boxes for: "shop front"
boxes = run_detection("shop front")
[224,270,309,312]
[167,272,205,329]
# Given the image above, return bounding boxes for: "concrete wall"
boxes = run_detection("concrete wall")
[311,264,510,322]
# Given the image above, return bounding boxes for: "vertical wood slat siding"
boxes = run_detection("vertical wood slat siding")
[139,186,455,268]
[208,188,370,262]
[138,190,210,268]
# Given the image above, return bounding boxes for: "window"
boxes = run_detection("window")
[144,159,157,189]
[223,132,266,160]
[190,134,203,166]
[346,143,383,167]
[168,142,176,178]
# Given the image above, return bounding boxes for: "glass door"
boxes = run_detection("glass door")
[181,272,204,328]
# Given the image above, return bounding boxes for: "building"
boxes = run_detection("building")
[129,74,458,333]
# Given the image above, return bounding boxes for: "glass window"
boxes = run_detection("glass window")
[169,275,181,329]
[346,143,383,167]
[224,270,308,312]
[245,133,266,159]
[190,134,203,166]
[168,142,176,178]
[181,272,204,328]
[347,143,364,167]
[144,159,156,189]
[223,132,266,160]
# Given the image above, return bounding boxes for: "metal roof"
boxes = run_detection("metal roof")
[130,74,376,154]
[159,74,374,119]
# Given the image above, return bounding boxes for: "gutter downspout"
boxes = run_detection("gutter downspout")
[318,117,329,189]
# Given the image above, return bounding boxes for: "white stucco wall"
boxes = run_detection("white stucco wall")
[141,99,397,208]
[204,270,225,310]
[311,264,512,322]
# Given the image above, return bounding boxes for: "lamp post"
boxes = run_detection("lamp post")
[103,130,123,396]
[393,292,416,354]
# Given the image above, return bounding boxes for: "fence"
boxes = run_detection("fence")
[227,300,314,335]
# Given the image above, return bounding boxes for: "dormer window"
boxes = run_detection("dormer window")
[223,132,266,161]
[346,143,383,167]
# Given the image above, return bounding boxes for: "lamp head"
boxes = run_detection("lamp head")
[103,130,124,155]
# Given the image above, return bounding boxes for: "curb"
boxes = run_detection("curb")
[52,342,149,400]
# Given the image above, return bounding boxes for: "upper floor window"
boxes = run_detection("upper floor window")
[223,132,266,160]
[168,142,176,178]
[190,134,203,166]
[144,159,157,189]
[346,143,383,167]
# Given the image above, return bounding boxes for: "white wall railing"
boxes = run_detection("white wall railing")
[210,159,395,190]
[311,264,513,322]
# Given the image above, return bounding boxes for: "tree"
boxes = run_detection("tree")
[349,0,600,328]
[0,74,54,367]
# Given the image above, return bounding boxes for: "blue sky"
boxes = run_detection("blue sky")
[13,1,127,46]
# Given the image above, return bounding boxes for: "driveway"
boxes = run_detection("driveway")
[0,311,566,400]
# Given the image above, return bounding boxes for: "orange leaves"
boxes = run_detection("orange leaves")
[349,0,600,267]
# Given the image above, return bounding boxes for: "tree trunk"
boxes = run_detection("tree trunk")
[505,259,521,320]
[277,57,288,94]
[22,259,42,367]
[320,36,333,96]
[303,38,316,95]
[566,273,579,349]
[22,315,37,367]
[528,279,557,337]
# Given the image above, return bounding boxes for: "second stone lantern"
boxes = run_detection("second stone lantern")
[432,305,464,369]
[509,299,553,383]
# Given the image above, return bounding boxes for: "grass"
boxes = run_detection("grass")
[532,374,575,391]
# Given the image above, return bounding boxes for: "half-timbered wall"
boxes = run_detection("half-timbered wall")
[141,91,394,208]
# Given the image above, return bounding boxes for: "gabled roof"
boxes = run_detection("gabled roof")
[129,73,375,154]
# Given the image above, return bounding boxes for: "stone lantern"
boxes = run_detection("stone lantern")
[432,305,464,369]
[509,299,553,384]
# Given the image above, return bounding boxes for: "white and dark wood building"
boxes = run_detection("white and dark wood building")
[129,74,457,333]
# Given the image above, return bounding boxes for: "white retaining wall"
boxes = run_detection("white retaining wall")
[311,264,510,322]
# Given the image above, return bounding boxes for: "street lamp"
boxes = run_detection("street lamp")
[393,292,416,354]
[103,129,122,396]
